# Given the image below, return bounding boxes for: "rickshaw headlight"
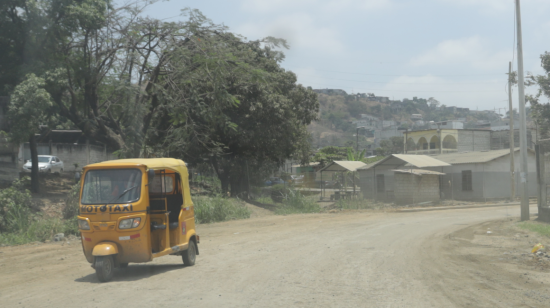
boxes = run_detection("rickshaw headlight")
[119,218,141,229]
[78,219,90,230]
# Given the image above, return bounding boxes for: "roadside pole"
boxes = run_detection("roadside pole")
[508,62,516,201]
[515,0,530,220]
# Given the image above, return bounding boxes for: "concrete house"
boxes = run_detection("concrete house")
[425,149,537,200]
[404,128,536,156]
[359,154,450,201]
[359,149,537,202]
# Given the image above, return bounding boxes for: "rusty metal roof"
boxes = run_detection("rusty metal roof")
[429,148,526,164]
[392,169,446,176]
[359,154,450,170]
[318,161,367,172]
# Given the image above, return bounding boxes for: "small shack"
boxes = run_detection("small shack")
[392,169,445,205]
[318,161,366,200]
[358,154,450,201]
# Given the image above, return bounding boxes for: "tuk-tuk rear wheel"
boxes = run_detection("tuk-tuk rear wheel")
[95,256,115,282]
[182,241,196,266]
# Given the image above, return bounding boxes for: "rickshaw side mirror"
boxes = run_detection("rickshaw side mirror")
[148,169,155,183]
[74,172,81,183]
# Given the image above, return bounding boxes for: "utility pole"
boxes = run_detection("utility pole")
[508,62,516,201]
[515,0,530,220]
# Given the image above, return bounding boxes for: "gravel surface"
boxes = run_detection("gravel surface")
[0,204,545,307]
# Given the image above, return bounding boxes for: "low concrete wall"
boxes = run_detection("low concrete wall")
[0,142,117,183]
[50,144,116,171]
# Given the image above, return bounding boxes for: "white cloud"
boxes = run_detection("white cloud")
[235,13,345,55]
[436,0,510,11]
[436,0,550,12]
[411,36,510,70]
[240,0,392,14]
[240,0,317,13]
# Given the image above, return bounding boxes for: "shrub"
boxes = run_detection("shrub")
[0,177,79,246]
[255,196,274,204]
[0,177,33,233]
[194,196,251,224]
[63,183,81,219]
[270,184,288,203]
[275,190,320,215]
[0,216,79,245]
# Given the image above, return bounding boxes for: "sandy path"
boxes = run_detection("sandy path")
[0,204,542,307]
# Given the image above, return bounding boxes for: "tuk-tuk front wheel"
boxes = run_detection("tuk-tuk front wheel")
[182,241,196,266]
[95,256,115,282]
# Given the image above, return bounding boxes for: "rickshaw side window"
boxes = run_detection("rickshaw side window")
[149,175,174,195]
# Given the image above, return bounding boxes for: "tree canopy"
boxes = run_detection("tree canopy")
[0,1,319,195]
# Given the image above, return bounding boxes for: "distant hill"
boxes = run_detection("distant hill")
[308,90,512,149]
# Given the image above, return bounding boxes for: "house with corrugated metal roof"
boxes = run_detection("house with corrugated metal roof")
[424,148,536,201]
[359,149,537,202]
[359,154,450,201]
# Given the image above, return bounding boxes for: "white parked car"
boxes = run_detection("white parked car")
[22,155,64,173]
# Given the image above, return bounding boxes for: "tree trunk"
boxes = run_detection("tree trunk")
[229,160,248,198]
[211,157,230,196]
[29,133,39,193]
[220,175,229,196]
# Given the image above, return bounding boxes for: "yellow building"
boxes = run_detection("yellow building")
[404,129,491,155]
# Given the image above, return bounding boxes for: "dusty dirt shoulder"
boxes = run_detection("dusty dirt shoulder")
[420,218,550,307]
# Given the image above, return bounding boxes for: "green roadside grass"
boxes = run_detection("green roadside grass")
[193,195,251,224]
[274,190,320,215]
[517,221,550,237]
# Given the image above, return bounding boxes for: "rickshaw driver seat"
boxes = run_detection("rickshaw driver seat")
[149,215,179,231]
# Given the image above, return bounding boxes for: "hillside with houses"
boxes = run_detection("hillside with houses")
[309,89,533,155]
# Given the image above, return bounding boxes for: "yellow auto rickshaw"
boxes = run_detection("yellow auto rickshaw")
[76,158,199,282]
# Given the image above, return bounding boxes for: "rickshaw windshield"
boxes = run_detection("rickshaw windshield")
[81,169,142,204]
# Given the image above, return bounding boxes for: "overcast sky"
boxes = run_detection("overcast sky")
[141,0,550,111]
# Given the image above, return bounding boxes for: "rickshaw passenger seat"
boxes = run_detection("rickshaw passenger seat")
[166,194,183,223]
[150,223,166,231]
[169,222,179,229]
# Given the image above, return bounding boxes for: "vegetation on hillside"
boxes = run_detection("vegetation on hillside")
[311,91,508,149]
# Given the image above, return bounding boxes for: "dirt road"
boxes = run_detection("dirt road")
[0,204,547,307]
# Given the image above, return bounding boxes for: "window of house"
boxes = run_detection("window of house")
[376,174,385,193]
[462,170,472,191]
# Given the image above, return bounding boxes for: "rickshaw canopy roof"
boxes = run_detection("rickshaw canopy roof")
[84,158,193,207]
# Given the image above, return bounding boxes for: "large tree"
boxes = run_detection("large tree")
[7,74,53,193]
[2,1,318,196]
[527,52,550,139]
[146,31,318,195]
